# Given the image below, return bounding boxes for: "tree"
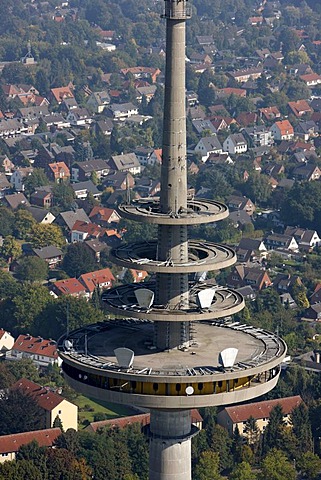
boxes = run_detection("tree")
[290,403,313,453]
[12,284,52,333]
[6,359,41,385]
[14,210,36,240]
[194,451,223,480]
[259,449,296,480]
[52,183,76,211]
[0,236,22,262]
[297,451,321,480]
[230,461,257,480]
[62,243,96,277]
[263,405,285,454]
[0,207,14,236]
[24,169,49,195]
[16,256,48,282]
[243,416,260,450]
[0,388,45,435]
[30,223,65,248]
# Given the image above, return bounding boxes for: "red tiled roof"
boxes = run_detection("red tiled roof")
[300,73,321,83]
[52,278,87,296]
[72,220,105,237]
[12,378,64,411]
[130,269,148,282]
[48,162,70,178]
[50,86,74,103]
[89,206,120,223]
[12,335,58,359]
[88,409,202,432]
[219,87,246,97]
[288,100,313,117]
[0,428,61,454]
[79,268,115,293]
[274,119,294,135]
[224,396,302,423]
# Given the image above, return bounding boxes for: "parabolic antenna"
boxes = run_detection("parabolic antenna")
[114,347,135,368]
[196,288,215,309]
[219,347,238,368]
[135,288,154,308]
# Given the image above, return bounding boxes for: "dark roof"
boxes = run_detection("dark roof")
[26,206,53,223]
[33,245,63,259]
[4,193,30,209]
[57,208,90,230]
[71,180,100,195]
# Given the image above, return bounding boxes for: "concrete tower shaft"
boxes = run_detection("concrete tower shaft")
[155,0,191,348]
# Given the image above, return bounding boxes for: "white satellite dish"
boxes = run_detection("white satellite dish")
[219,348,238,368]
[196,288,215,309]
[114,347,135,368]
[64,339,73,350]
[185,386,194,395]
[135,288,154,308]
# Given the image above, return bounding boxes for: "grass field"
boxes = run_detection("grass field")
[75,395,135,428]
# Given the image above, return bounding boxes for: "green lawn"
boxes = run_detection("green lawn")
[74,395,135,429]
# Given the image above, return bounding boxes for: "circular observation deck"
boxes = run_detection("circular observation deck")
[117,198,229,225]
[101,282,245,322]
[110,240,236,274]
[58,320,287,409]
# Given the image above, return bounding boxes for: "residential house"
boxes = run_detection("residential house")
[236,238,267,263]
[41,114,70,130]
[50,85,74,104]
[10,167,33,192]
[71,220,106,243]
[32,246,63,268]
[284,227,321,251]
[310,284,321,305]
[51,278,88,298]
[71,159,110,182]
[300,73,321,87]
[0,173,11,198]
[54,208,90,233]
[46,162,70,184]
[30,190,53,209]
[4,192,30,210]
[89,207,121,226]
[288,100,313,118]
[71,180,101,200]
[86,90,111,113]
[295,120,318,141]
[136,85,157,104]
[192,119,217,136]
[223,134,248,155]
[271,120,294,141]
[186,91,199,107]
[227,265,272,290]
[273,273,303,292]
[235,285,256,301]
[304,304,321,321]
[67,108,92,127]
[79,268,115,296]
[129,268,149,283]
[103,171,135,191]
[6,335,60,367]
[194,135,223,162]
[259,106,281,122]
[242,126,274,148]
[84,239,108,262]
[26,206,55,224]
[109,153,141,175]
[0,329,15,357]
[293,164,321,182]
[216,87,247,98]
[12,378,78,431]
[0,428,61,463]
[229,67,263,83]
[217,396,302,437]
[96,118,114,136]
[227,195,255,215]
[120,67,161,83]
[265,233,299,252]
[108,103,138,120]
[229,210,253,228]
[134,177,161,197]
[0,155,14,175]
[134,147,162,166]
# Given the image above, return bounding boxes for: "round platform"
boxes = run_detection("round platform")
[58,320,287,409]
[117,198,229,225]
[110,240,236,273]
[101,282,245,322]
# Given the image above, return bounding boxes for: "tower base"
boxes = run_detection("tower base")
[149,409,196,480]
